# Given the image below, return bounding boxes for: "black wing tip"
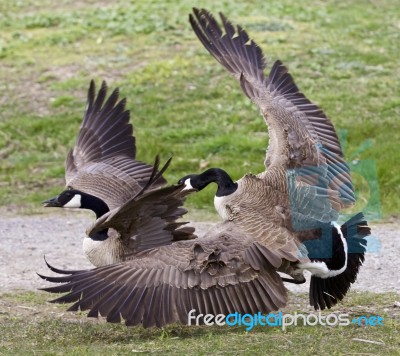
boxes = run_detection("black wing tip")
[190,8,235,33]
[191,7,200,16]
[87,79,97,107]
[191,7,209,17]
[191,7,226,20]
[37,272,50,282]
[100,79,108,91]
[43,256,61,273]
[87,79,127,111]
[149,154,173,183]
[158,156,173,177]
[89,79,96,92]
[95,79,108,103]
[130,155,172,199]
[40,256,81,275]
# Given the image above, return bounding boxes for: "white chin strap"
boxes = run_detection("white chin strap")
[182,178,194,191]
[63,194,82,208]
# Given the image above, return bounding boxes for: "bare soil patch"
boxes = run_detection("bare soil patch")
[0,212,399,294]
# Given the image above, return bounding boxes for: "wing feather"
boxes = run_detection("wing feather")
[39,222,288,327]
[65,80,165,208]
[189,9,355,219]
[87,160,196,251]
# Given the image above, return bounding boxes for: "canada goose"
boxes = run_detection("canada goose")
[178,8,369,309]
[38,10,369,326]
[42,80,195,266]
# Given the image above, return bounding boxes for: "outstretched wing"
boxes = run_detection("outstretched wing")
[189,9,355,221]
[66,80,165,209]
[88,157,196,251]
[39,222,287,328]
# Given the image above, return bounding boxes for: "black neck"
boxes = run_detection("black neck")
[192,168,238,197]
[80,193,110,219]
[90,229,109,241]
[80,193,110,240]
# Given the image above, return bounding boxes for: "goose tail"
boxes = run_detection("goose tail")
[309,212,370,310]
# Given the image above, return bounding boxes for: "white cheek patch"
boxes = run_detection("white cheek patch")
[182,178,194,191]
[63,194,82,208]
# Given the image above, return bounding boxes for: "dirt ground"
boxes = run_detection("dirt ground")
[1,211,399,294]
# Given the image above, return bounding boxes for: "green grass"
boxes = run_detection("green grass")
[0,0,399,218]
[1,3,398,352]
[0,291,399,354]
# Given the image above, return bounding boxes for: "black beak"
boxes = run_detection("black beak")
[42,196,61,207]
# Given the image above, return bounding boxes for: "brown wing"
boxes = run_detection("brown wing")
[66,80,165,209]
[189,9,355,223]
[39,222,287,327]
[87,158,196,251]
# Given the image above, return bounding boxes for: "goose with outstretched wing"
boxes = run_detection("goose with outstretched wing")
[180,8,368,309]
[42,81,195,266]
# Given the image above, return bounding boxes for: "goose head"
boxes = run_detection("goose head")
[43,189,110,218]
[179,168,238,197]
